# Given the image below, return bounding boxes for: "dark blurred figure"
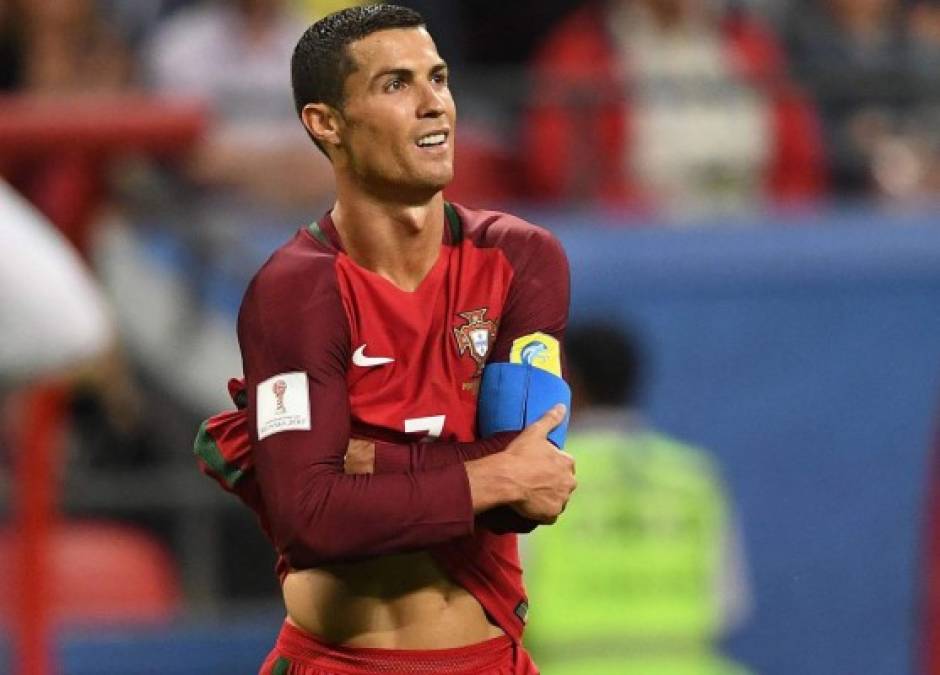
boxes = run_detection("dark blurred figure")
[910,0,940,65]
[0,0,133,246]
[0,0,130,94]
[787,0,940,199]
[0,0,20,90]
[523,0,826,215]
[397,1,578,70]
[905,0,940,198]
[526,322,751,675]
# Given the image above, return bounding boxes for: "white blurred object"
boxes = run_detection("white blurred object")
[94,216,240,415]
[0,180,112,382]
[611,1,771,216]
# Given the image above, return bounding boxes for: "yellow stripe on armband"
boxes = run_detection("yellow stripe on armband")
[510,332,562,377]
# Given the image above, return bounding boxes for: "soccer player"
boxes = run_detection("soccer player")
[193,5,575,674]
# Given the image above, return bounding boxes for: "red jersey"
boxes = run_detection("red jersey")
[195,201,569,642]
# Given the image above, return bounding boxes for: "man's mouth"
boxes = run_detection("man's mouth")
[416,131,448,148]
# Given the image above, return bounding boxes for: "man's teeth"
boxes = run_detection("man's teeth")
[417,133,447,147]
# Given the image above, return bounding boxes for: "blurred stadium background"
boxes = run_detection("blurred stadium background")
[1,0,940,673]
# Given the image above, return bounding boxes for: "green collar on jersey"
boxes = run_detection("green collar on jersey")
[307,219,331,247]
[444,201,463,244]
[308,202,462,247]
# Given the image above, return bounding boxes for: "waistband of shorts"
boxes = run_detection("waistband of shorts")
[275,619,513,673]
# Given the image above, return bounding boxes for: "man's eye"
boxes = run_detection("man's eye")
[432,73,449,86]
[385,79,405,92]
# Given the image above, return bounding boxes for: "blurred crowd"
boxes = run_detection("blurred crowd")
[0,0,938,219]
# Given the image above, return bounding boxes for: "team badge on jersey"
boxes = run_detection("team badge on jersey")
[257,371,311,439]
[453,308,498,372]
[510,332,562,377]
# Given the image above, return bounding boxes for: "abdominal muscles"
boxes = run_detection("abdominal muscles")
[282,550,504,649]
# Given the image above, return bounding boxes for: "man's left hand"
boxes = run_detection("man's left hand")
[345,438,375,474]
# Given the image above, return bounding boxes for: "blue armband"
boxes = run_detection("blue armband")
[477,362,571,448]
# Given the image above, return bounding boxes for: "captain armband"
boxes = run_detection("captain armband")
[477,332,571,448]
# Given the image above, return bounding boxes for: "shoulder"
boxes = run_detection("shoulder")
[237,229,350,371]
[453,203,567,267]
[241,228,340,317]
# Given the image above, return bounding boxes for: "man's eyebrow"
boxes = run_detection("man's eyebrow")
[371,61,449,83]
[371,67,413,83]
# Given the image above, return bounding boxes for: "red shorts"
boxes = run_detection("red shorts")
[258,620,539,675]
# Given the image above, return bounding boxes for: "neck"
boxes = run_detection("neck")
[330,184,445,292]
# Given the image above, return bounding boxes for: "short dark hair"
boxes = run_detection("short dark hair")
[291,4,425,151]
[565,323,645,408]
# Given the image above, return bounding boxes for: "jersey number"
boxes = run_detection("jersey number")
[404,415,446,441]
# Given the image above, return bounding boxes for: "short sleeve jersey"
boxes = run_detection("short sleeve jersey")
[235,201,570,641]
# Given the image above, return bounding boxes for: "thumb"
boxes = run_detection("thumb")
[522,404,567,439]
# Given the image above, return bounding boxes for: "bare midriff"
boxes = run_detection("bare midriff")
[282,550,504,649]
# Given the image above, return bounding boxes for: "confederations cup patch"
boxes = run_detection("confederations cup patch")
[257,371,311,439]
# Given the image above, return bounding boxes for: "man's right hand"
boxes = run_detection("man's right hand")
[464,404,576,522]
[502,405,577,523]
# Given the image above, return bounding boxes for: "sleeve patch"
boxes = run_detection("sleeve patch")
[509,332,561,377]
[257,371,311,439]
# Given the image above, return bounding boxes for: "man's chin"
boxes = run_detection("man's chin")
[428,174,454,194]
[367,166,454,203]
[410,168,454,198]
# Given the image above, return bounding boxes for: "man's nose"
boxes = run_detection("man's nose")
[417,82,446,118]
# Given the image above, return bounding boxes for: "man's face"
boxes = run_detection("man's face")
[336,27,456,199]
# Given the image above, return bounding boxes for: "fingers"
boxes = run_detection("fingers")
[344,438,376,475]
[521,403,567,439]
[511,502,558,525]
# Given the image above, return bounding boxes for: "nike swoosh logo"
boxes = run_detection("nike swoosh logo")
[352,344,394,367]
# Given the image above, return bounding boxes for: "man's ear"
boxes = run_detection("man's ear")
[302,103,343,151]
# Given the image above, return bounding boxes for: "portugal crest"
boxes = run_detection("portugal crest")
[453,308,498,372]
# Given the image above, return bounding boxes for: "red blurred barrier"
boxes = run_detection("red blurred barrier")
[0,520,182,626]
[0,94,206,254]
[13,384,67,675]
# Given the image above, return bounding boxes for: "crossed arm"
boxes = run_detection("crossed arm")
[240,301,571,568]
[235,226,572,570]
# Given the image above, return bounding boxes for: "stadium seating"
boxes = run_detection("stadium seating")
[0,520,181,625]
